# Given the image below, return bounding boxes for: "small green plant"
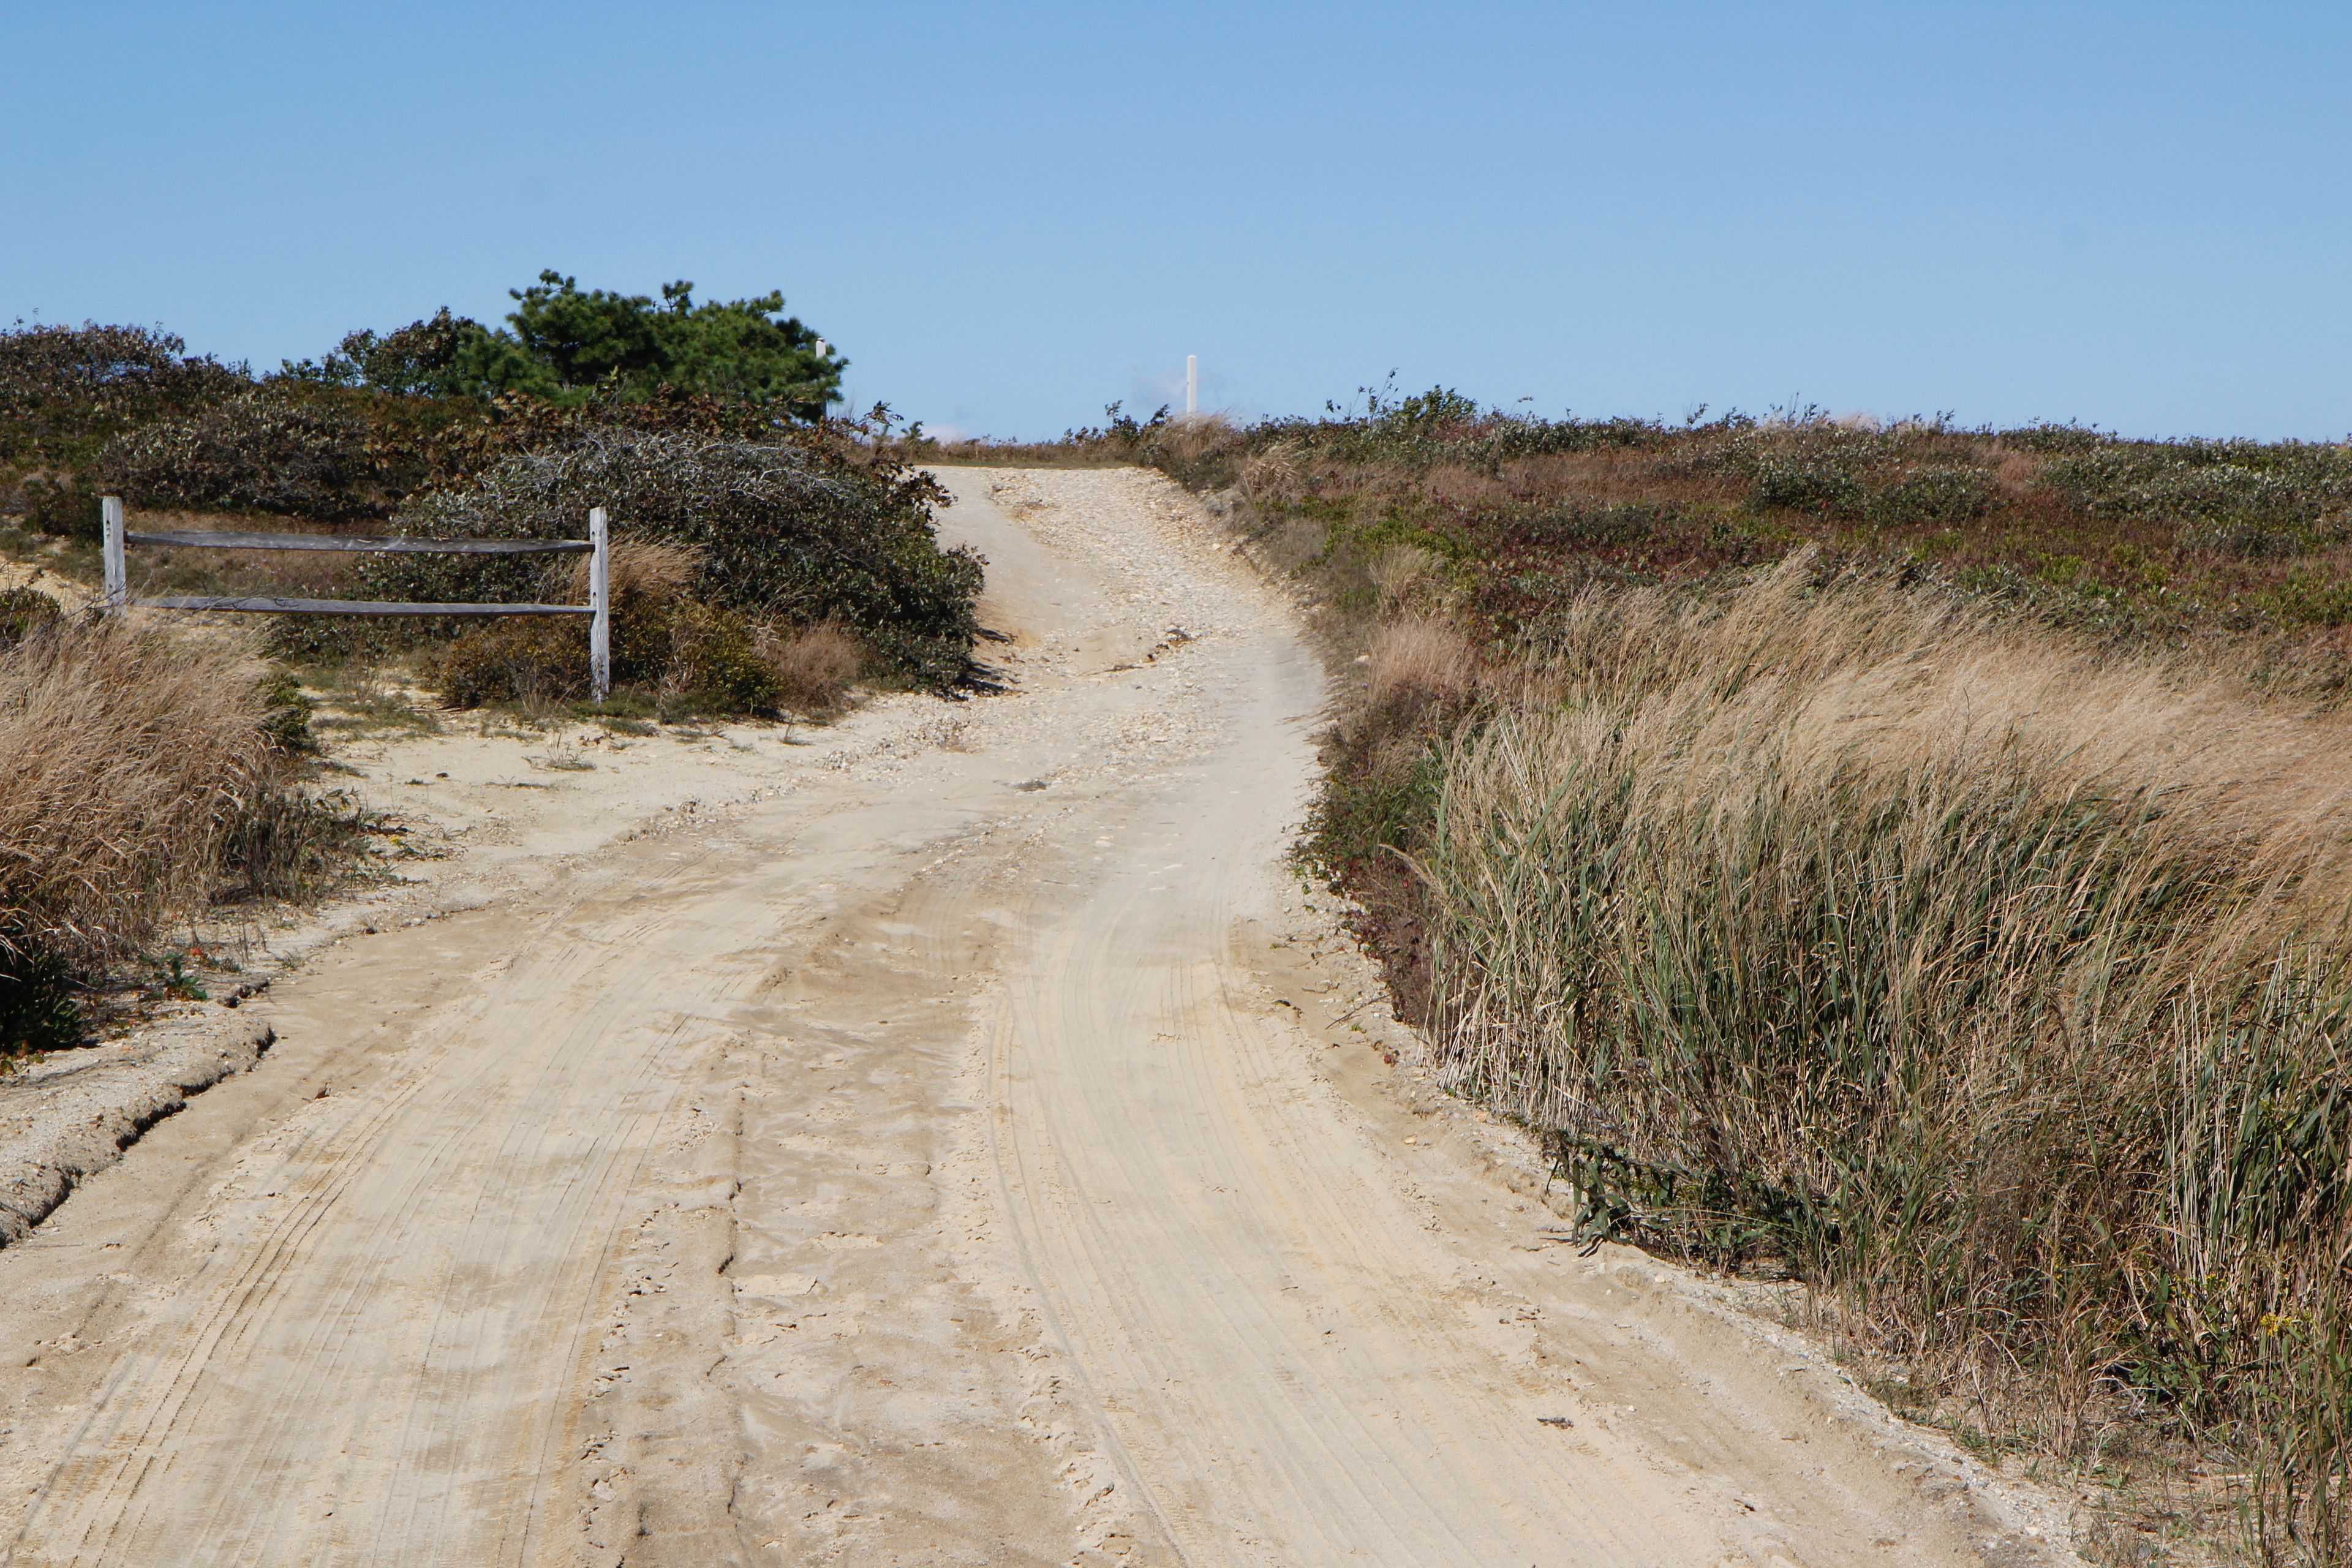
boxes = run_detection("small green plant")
[527,739,595,771]
[0,945,81,1055]
[147,951,209,1001]
[581,703,657,731]
[256,668,316,752]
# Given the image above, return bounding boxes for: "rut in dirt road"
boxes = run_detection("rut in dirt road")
[0,469,2073,1566]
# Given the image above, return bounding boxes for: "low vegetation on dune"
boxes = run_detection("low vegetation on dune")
[969,394,2352,1558]
[1,279,976,709]
[929,390,2352,662]
[0,274,973,711]
[0,275,982,1058]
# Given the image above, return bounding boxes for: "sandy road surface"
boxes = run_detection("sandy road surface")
[0,470,2072,1566]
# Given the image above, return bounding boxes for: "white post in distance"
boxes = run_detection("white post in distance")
[101,496,127,612]
[1185,354,1199,417]
[587,506,610,703]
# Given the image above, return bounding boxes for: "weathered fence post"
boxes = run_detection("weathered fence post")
[588,506,611,702]
[102,496,126,612]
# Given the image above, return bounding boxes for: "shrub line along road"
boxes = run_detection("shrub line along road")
[0,470,2070,1566]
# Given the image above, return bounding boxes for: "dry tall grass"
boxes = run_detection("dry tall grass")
[0,615,276,965]
[1363,616,1475,712]
[759,620,862,713]
[565,537,701,605]
[1419,556,2352,1552]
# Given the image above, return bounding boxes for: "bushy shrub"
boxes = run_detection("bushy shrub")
[284,307,501,398]
[2186,517,2318,560]
[0,587,61,647]
[374,426,979,690]
[2267,569,2352,627]
[287,276,845,419]
[655,601,780,713]
[1751,454,1867,518]
[0,322,244,470]
[429,618,590,708]
[18,475,100,540]
[95,386,385,520]
[571,538,699,676]
[1516,500,1676,549]
[2048,440,2352,528]
[1868,464,1992,524]
[1994,421,2113,454]
[430,604,783,714]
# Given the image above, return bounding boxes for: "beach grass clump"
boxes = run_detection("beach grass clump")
[0,612,356,1050]
[1415,557,2352,1548]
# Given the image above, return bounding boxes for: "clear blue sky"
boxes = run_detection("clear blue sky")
[3,2,2345,440]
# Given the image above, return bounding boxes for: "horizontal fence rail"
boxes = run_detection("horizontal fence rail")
[102,497,612,700]
[139,596,594,616]
[124,529,594,556]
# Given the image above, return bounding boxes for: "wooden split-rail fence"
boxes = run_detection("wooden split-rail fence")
[99,496,612,700]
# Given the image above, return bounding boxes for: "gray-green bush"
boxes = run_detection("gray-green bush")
[364,426,981,692]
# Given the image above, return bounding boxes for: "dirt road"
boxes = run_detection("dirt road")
[0,470,2071,1566]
